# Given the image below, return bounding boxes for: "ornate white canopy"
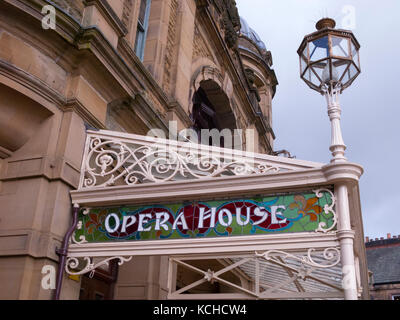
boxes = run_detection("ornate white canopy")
[64,129,367,300]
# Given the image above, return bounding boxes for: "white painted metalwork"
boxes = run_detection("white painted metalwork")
[313,188,337,233]
[67,232,341,258]
[323,84,347,163]
[78,130,324,190]
[65,256,132,278]
[65,130,366,300]
[167,249,344,300]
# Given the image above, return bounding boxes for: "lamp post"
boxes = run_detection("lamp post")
[297,18,361,163]
[298,18,362,300]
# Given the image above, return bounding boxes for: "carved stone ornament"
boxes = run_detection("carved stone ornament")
[212,0,241,49]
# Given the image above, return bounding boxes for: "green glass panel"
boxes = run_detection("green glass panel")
[74,190,336,244]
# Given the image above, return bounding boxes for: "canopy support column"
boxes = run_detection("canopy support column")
[336,183,358,300]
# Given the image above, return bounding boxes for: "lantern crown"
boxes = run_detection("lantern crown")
[298,18,361,93]
[316,18,336,30]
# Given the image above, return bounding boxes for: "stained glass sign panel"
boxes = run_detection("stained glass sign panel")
[74,190,335,243]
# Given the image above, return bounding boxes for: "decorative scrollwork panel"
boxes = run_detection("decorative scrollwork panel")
[80,135,283,189]
[65,256,133,277]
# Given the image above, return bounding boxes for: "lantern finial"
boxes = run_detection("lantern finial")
[316,18,336,30]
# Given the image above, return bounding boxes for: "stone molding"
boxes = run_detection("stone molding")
[0,230,61,261]
[83,0,128,37]
[1,155,81,189]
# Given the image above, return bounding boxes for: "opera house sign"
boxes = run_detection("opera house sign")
[57,129,367,300]
[77,190,335,243]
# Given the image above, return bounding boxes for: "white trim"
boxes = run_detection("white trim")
[168,291,345,300]
[68,232,339,258]
[71,168,329,206]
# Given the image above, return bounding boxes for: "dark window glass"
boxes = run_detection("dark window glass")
[135,0,151,61]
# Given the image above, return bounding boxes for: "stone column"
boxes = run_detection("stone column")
[0,96,86,299]
[143,0,172,84]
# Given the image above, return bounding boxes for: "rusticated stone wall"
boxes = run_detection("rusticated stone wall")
[163,0,179,93]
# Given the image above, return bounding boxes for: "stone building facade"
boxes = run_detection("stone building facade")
[0,0,277,299]
[366,234,400,300]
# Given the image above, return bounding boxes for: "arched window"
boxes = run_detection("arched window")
[192,87,220,133]
[191,80,239,149]
[134,0,151,61]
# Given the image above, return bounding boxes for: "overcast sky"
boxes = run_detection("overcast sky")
[236,0,400,239]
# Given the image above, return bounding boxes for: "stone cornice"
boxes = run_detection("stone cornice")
[2,0,195,133]
[0,55,110,130]
[74,27,143,95]
[83,0,128,37]
[168,100,194,128]
[238,46,279,90]
[4,0,82,44]
[63,99,106,130]
[0,230,61,261]
[1,155,81,189]
[5,1,156,101]
[0,59,66,106]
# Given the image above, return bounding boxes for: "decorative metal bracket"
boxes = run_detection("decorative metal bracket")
[65,256,133,278]
[313,188,337,233]
[256,247,341,269]
[70,208,90,245]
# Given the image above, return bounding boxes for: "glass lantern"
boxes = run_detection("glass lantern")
[298,18,361,93]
